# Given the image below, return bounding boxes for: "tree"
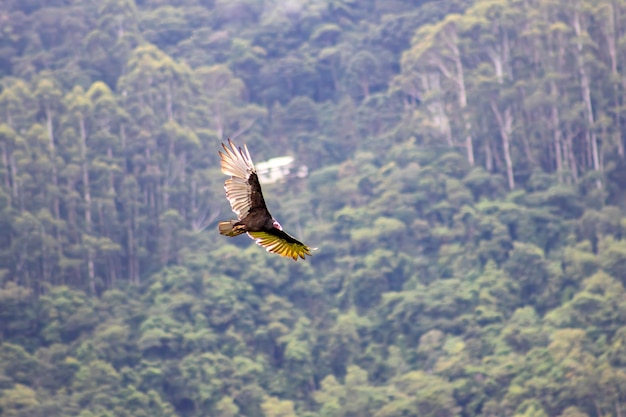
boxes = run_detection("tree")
[33,75,63,234]
[403,15,475,165]
[261,396,299,417]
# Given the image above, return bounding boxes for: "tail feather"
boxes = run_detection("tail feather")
[218,220,246,237]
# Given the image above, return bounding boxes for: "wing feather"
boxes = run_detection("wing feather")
[219,139,316,260]
[219,139,257,219]
[247,230,315,261]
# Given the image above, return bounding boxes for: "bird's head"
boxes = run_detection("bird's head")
[272,219,283,231]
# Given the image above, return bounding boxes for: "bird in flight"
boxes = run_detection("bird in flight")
[218,139,315,261]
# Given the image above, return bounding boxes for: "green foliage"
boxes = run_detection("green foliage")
[2,0,626,416]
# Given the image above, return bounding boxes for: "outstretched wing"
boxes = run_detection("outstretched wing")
[247,229,315,261]
[219,138,269,220]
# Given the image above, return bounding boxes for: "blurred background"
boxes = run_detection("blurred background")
[0,0,625,416]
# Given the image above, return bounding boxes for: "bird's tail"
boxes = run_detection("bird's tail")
[218,220,246,237]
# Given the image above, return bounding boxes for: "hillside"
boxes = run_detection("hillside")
[2,0,626,416]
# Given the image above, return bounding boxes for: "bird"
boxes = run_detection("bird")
[217,138,315,261]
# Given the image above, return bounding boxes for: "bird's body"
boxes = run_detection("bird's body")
[218,139,314,261]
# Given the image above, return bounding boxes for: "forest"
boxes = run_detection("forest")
[1,0,626,416]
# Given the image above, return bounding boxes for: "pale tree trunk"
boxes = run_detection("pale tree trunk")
[486,30,517,189]
[1,142,11,204]
[602,1,625,157]
[128,207,138,285]
[107,147,115,193]
[166,83,174,122]
[191,179,198,218]
[490,100,515,190]
[485,34,511,85]
[10,153,19,209]
[79,116,96,295]
[456,59,474,167]
[573,10,601,187]
[97,199,117,288]
[330,61,339,93]
[120,123,128,173]
[421,73,454,147]
[66,177,77,229]
[515,87,536,166]
[485,140,493,172]
[564,124,579,182]
[42,105,59,291]
[430,26,474,165]
[105,145,117,287]
[121,124,139,285]
[39,225,50,294]
[45,105,61,229]
[551,97,564,183]
[151,181,158,228]
[160,227,170,267]
[179,152,187,220]
[550,75,568,183]
[548,27,567,182]
[214,105,224,139]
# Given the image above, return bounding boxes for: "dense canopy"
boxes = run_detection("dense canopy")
[1,0,626,417]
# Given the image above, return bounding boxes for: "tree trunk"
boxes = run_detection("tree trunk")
[120,123,128,173]
[107,147,115,193]
[109,256,117,288]
[485,140,493,172]
[550,81,565,182]
[1,141,11,205]
[67,177,77,229]
[551,104,563,182]
[603,1,624,158]
[431,26,474,165]
[422,73,454,147]
[10,153,20,209]
[516,86,536,166]
[166,83,174,122]
[564,124,579,182]
[39,226,46,295]
[121,124,139,285]
[45,105,61,230]
[79,116,96,295]
[490,100,515,190]
[455,53,474,166]
[330,60,339,93]
[573,10,601,187]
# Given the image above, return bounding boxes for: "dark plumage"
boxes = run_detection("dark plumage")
[218,139,314,261]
